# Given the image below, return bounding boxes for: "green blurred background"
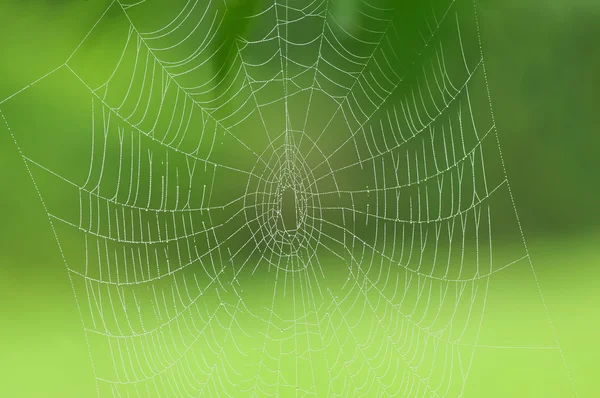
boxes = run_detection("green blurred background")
[0,0,598,396]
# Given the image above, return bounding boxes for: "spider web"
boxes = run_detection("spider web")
[0,0,577,396]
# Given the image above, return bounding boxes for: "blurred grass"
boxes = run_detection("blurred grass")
[0,210,597,396]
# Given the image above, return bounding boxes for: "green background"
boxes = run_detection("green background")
[0,0,598,396]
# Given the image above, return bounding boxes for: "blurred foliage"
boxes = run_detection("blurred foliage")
[3,0,596,234]
[477,1,600,234]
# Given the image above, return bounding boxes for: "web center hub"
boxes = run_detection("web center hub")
[279,185,299,232]
[243,130,323,271]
